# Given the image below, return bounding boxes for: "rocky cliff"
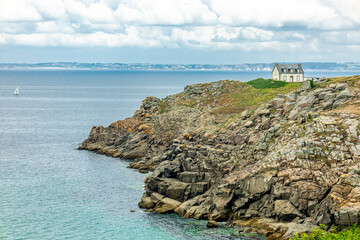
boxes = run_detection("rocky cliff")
[79,76,360,239]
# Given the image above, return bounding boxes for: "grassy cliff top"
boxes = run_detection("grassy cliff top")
[158,75,360,116]
[159,78,302,115]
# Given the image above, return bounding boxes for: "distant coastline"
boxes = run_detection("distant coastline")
[1,62,360,72]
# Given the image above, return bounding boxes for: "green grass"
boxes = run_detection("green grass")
[324,75,360,87]
[291,224,360,240]
[247,78,288,89]
[171,79,301,115]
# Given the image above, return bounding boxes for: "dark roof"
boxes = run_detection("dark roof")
[274,63,304,74]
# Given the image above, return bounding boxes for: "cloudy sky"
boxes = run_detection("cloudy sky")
[0,0,360,63]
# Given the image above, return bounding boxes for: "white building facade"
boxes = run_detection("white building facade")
[272,63,304,82]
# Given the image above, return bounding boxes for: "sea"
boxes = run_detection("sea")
[1,70,359,240]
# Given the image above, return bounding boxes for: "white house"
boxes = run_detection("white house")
[272,63,304,82]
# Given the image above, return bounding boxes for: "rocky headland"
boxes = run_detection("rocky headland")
[79,75,360,239]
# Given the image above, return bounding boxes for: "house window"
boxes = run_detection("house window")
[290,69,293,73]
[296,69,300,73]
[283,76,287,81]
[282,68,286,73]
[297,76,300,81]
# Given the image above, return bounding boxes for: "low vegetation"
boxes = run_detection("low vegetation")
[170,78,302,115]
[247,78,288,89]
[325,75,360,87]
[291,224,360,240]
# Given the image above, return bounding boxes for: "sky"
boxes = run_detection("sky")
[0,0,360,63]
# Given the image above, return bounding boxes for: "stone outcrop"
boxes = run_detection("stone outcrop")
[80,77,360,239]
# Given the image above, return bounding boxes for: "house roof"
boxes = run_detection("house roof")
[274,63,304,74]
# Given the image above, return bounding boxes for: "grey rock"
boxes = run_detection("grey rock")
[274,200,304,221]
[272,98,285,109]
[288,109,299,120]
[336,89,353,100]
[301,80,312,90]
[244,120,253,128]
[261,118,271,130]
[285,91,298,102]
[335,83,348,91]
[258,109,271,116]
[241,110,250,119]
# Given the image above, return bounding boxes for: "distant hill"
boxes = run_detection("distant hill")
[0,62,360,71]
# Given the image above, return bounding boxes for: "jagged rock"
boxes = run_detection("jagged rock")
[178,172,201,183]
[258,109,271,116]
[322,99,334,109]
[206,220,219,228]
[241,110,250,119]
[155,197,182,214]
[274,200,304,221]
[319,77,327,82]
[301,80,312,90]
[335,83,348,91]
[244,120,253,128]
[165,181,191,201]
[272,98,285,109]
[261,118,271,130]
[285,91,298,102]
[142,97,160,110]
[288,109,298,120]
[80,76,360,239]
[336,88,353,100]
[333,99,347,108]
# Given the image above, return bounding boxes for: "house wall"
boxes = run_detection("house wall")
[272,67,279,80]
[280,73,304,82]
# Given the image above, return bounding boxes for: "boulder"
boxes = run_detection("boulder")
[321,99,334,109]
[258,109,271,116]
[336,89,353,100]
[337,203,360,226]
[301,80,312,90]
[241,110,250,119]
[288,109,299,120]
[206,220,219,228]
[244,121,253,128]
[319,91,334,101]
[165,181,191,201]
[335,83,348,91]
[260,118,271,130]
[155,197,182,214]
[274,200,303,221]
[284,91,298,102]
[139,195,155,209]
[272,98,285,109]
[178,172,201,183]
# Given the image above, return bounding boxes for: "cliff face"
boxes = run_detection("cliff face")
[79,76,360,239]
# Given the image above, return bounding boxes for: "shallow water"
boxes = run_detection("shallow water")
[1,70,358,239]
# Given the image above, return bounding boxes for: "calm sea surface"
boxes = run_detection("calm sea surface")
[1,70,359,240]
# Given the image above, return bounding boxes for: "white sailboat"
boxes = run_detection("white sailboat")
[14,86,19,95]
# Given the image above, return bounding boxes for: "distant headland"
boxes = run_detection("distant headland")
[1,62,360,72]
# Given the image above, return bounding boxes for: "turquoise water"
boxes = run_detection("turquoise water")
[0,70,358,240]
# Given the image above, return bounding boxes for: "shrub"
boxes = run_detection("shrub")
[310,80,315,89]
[247,78,287,89]
[290,224,360,240]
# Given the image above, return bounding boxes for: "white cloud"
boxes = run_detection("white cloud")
[36,21,74,33]
[114,0,217,25]
[0,0,359,55]
[0,0,42,22]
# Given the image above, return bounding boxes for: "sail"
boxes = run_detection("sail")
[14,86,19,95]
